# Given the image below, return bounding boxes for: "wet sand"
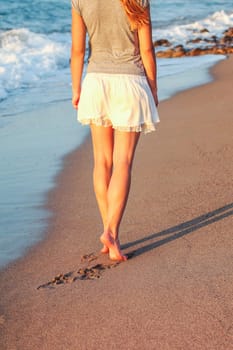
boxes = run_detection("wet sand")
[0,56,233,349]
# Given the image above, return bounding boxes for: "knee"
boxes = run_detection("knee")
[113,158,132,173]
[94,156,113,174]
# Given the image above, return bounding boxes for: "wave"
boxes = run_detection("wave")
[153,10,233,47]
[0,9,232,102]
[0,28,70,101]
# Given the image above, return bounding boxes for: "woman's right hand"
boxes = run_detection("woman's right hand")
[154,93,159,107]
[151,89,159,107]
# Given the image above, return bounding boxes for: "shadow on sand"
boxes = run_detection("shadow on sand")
[123,202,233,258]
[37,202,233,289]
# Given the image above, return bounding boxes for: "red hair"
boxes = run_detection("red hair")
[120,0,150,30]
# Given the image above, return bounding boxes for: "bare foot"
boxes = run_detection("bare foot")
[100,244,109,254]
[100,231,127,261]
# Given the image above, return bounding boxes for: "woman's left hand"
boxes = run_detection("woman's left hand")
[72,92,80,109]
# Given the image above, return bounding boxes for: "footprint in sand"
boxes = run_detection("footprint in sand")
[80,252,98,263]
[0,315,5,326]
[37,252,122,290]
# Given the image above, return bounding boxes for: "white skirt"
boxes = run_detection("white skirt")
[77,73,160,134]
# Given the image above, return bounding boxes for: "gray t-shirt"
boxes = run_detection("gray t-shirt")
[72,0,149,75]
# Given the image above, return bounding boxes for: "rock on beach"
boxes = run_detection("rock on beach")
[155,26,233,58]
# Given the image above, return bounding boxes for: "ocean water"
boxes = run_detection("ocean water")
[0,0,232,268]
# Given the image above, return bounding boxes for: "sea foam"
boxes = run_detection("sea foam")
[153,10,233,48]
[0,10,232,103]
[0,28,70,101]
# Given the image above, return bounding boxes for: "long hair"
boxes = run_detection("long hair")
[120,0,150,30]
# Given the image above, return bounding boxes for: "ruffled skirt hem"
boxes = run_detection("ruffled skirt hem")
[79,116,159,134]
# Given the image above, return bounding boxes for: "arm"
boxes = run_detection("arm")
[70,7,86,109]
[138,8,158,106]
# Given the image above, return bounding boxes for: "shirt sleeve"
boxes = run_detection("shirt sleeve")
[71,0,81,15]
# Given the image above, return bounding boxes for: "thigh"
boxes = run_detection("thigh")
[90,125,114,165]
[113,130,140,167]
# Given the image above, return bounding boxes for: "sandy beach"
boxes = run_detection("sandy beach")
[0,55,233,349]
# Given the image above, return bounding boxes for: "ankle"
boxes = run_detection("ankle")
[103,227,118,240]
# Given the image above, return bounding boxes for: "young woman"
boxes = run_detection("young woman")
[71,0,159,261]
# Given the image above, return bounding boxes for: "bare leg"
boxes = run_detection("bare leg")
[100,130,140,260]
[90,125,114,253]
[91,125,140,260]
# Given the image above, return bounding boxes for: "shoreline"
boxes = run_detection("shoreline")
[0,53,226,271]
[0,56,233,349]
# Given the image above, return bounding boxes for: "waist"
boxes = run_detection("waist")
[87,55,145,75]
